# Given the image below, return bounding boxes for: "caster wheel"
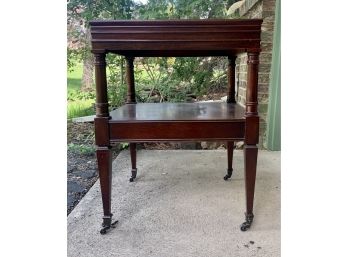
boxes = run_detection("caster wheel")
[223,169,233,181]
[130,168,137,182]
[240,222,250,231]
[240,213,253,231]
[100,220,118,235]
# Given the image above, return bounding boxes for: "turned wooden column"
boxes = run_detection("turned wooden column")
[125,56,136,104]
[94,53,109,118]
[227,56,237,103]
[245,52,259,117]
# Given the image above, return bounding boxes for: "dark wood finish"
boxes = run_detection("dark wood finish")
[227,141,234,172]
[90,19,262,56]
[108,103,245,142]
[97,146,119,234]
[227,56,237,103]
[96,147,113,220]
[130,144,137,169]
[245,52,259,117]
[129,143,137,182]
[94,117,110,146]
[109,102,245,121]
[110,120,245,142]
[244,145,258,213]
[90,19,262,26]
[125,55,138,181]
[240,51,260,230]
[94,53,109,118]
[223,141,235,181]
[125,56,136,104]
[245,116,259,145]
[90,19,262,233]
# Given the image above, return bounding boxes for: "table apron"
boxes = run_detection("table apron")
[109,121,245,142]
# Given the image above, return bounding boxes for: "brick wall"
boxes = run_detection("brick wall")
[235,0,276,148]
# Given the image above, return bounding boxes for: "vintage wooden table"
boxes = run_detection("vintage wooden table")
[89,19,262,234]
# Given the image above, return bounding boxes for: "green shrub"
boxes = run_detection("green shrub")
[68,91,96,101]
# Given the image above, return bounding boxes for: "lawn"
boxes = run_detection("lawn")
[67,63,95,119]
[67,62,83,94]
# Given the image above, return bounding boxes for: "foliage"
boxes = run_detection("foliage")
[120,142,129,150]
[68,143,95,155]
[136,0,229,19]
[67,0,137,69]
[106,55,128,107]
[67,48,82,73]
[68,91,95,101]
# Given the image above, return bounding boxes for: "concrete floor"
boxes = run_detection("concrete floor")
[68,150,280,257]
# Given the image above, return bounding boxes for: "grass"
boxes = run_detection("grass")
[67,99,95,119]
[67,62,95,119]
[67,63,83,94]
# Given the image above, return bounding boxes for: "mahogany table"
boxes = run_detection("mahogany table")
[90,19,262,234]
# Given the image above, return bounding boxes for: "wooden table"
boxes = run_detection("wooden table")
[90,19,262,234]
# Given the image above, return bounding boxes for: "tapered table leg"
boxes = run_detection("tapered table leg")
[241,144,258,231]
[224,141,235,180]
[129,143,137,182]
[97,146,118,234]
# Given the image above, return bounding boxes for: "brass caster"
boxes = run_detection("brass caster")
[100,220,118,234]
[240,221,251,231]
[223,168,233,181]
[240,212,254,232]
[129,168,137,182]
[100,214,118,235]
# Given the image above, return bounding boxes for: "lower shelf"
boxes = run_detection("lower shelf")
[109,102,245,121]
[108,102,246,143]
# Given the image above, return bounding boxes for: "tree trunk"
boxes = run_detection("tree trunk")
[81,53,94,92]
[81,27,94,92]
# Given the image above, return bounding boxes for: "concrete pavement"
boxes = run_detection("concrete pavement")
[68,150,280,257]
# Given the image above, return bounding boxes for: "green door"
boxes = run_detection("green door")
[266,0,281,150]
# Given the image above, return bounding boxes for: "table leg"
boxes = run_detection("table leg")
[224,141,235,180]
[97,146,118,234]
[129,143,137,182]
[241,144,258,231]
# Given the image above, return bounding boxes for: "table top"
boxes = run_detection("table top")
[90,19,262,56]
[109,102,245,122]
